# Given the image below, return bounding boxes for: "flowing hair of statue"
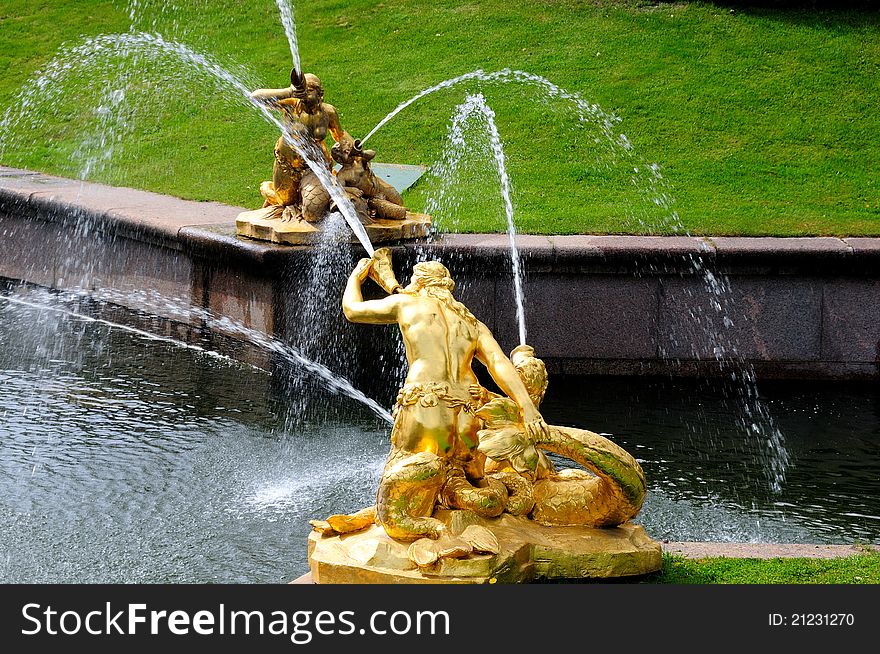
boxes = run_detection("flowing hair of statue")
[407,261,478,327]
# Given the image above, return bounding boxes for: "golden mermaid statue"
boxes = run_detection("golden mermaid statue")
[307,249,659,583]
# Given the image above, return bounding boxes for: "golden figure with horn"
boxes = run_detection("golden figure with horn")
[237,70,430,245]
[249,69,352,222]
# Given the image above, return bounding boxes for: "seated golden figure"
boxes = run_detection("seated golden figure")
[237,70,431,245]
[250,70,352,222]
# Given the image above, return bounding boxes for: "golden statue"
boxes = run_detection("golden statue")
[249,69,350,223]
[307,249,662,583]
[331,138,408,222]
[236,70,431,245]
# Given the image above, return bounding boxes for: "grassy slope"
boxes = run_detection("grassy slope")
[0,1,878,235]
[648,552,880,584]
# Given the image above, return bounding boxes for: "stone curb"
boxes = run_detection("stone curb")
[0,166,240,252]
[290,542,879,583]
[662,542,880,560]
[3,166,880,379]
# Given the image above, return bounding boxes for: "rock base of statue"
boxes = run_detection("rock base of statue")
[236,206,431,245]
[307,509,662,584]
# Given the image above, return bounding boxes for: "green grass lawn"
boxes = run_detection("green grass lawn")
[646,552,880,583]
[1,1,878,235]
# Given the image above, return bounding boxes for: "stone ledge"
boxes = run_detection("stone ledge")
[662,542,880,560]
[0,166,241,251]
[3,166,879,275]
[3,167,879,379]
[290,542,879,583]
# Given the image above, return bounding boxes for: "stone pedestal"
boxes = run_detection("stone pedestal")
[307,510,662,584]
[236,207,431,245]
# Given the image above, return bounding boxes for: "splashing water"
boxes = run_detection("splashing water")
[0,293,234,364]
[275,0,302,75]
[73,86,129,181]
[126,0,181,35]
[104,285,393,424]
[0,31,374,255]
[428,93,527,345]
[469,94,525,345]
[1,36,788,489]
[377,68,789,489]
[362,67,653,238]
[661,257,790,492]
[0,290,393,425]
[282,212,359,421]
[362,68,625,148]
[640,166,790,492]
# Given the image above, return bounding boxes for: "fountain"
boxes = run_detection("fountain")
[1,1,878,586]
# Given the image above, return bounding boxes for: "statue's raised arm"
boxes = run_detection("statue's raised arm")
[249,68,307,106]
[342,257,406,325]
[249,85,295,105]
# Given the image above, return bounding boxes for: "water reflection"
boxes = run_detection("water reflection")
[1,284,879,582]
[542,376,880,544]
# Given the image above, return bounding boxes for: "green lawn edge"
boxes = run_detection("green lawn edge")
[1,1,878,236]
[641,551,880,584]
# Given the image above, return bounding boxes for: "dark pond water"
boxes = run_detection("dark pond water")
[1,284,879,583]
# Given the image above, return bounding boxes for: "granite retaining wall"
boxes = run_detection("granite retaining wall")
[2,166,878,380]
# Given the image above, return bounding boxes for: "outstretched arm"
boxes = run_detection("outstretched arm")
[250,86,296,107]
[476,325,548,438]
[342,258,407,324]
